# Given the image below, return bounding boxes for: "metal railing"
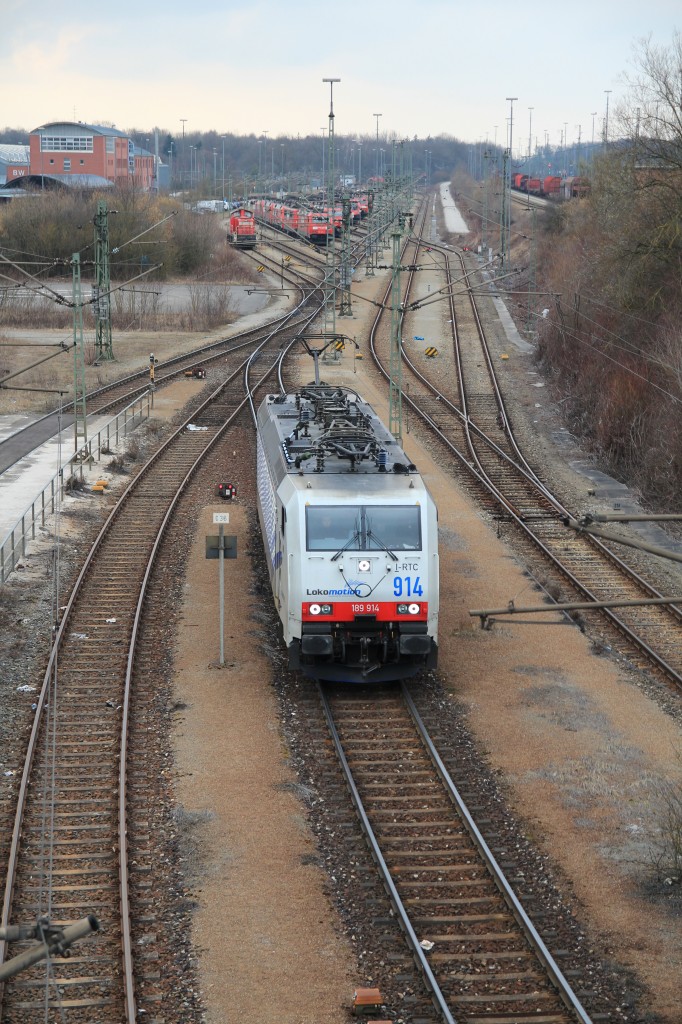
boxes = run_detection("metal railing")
[1,391,152,584]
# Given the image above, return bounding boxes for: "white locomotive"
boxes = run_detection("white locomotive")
[256,385,439,682]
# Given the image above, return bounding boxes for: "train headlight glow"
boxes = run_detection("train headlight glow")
[309,603,333,615]
[358,559,371,572]
[397,603,421,615]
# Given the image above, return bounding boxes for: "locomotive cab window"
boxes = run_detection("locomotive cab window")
[307,506,361,550]
[366,506,421,551]
[306,505,421,552]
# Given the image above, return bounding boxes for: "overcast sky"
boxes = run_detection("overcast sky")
[1,1,678,151]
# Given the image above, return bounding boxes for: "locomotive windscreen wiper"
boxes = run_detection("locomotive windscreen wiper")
[331,530,362,562]
[366,529,398,561]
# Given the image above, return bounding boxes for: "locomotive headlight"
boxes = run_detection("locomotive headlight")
[358,559,371,572]
[397,603,421,615]
[309,603,333,615]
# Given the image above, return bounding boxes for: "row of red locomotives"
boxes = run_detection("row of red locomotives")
[318,196,367,236]
[235,194,371,247]
[512,174,590,199]
[253,199,332,244]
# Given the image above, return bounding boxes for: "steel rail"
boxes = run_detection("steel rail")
[317,684,457,1024]
[117,337,304,1020]
[421,238,682,672]
[367,212,682,687]
[0,310,315,1020]
[401,685,593,1024]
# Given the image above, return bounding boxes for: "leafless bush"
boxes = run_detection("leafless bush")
[0,290,73,329]
[649,772,682,884]
[184,280,234,329]
[64,474,86,492]
[107,454,128,473]
[145,418,166,438]
[111,286,164,330]
[125,438,141,462]
[108,277,237,332]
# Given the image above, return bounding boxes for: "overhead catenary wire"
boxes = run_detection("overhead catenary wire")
[459,183,676,357]
[549,301,680,375]
[367,202,682,406]
[387,222,682,409]
[36,395,68,1021]
[580,290,669,329]
[532,305,682,404]
[0,209,177,309]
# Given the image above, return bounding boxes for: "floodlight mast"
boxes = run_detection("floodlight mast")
[373,113,382,179]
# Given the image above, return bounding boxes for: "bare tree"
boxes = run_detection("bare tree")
[617,31,682,175]
[535,32,682,510]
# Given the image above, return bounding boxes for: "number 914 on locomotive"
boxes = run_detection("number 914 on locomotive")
[256,385,439,683]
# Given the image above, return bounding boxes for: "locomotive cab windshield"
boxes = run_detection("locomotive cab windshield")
[306,505,421,553]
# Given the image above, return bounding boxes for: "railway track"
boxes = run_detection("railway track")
[368,200,682,689]
[321,683,591,1023]
[0,243,326,474]
[1,188,674,1024]
[0,314,308,1021]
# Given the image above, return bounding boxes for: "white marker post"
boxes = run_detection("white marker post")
[213,512,230,666]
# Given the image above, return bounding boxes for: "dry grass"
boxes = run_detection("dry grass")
[0,332,176,414]
[0,286,242,416]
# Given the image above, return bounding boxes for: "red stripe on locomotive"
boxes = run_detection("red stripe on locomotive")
[302,601,428,622]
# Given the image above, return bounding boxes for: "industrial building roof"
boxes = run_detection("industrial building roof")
[2,173,113,190]
[0,143,29,163]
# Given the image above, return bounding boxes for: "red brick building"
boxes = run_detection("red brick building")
[4,121,156,191]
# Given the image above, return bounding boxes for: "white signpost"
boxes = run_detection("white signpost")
[207,512,236,666]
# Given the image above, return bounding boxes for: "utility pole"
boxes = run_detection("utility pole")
[499,147,509,267]
[180,119,187,186]
[364,188,376,277]
[339,191,353,317]
[93,200,113,361]
[526,206,537,335]
[322,78,340,346]
[503,96,517,268]
[604,90,612,147]
[388,218,405,444]
[528,107,533,170]
[320,127,326,193]
[482,149,490,250]
[71,253,88,453]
